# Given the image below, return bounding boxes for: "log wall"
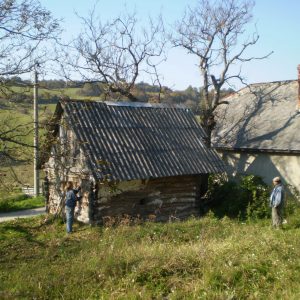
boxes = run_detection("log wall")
[92,174,204,223]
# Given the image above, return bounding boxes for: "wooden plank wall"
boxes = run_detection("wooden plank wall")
[93,175,203,223]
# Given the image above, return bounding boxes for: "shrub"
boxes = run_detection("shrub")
[241,175,271,220]
[208,174,271,220]
[284,184,300,217]
[9,93,32,103]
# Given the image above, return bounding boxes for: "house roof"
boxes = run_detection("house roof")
[212,80,300,153]
[53,100,225,181]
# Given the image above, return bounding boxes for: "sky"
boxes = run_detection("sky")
[39,0,300,91]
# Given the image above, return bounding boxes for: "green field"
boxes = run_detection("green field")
[0,85,93,191]
[1,213,300,299]
[4,84,100,101]
[0,102,52,189]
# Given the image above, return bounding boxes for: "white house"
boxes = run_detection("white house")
[212,66,300,191]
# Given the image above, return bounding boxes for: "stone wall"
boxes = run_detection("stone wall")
[45,120,92,223]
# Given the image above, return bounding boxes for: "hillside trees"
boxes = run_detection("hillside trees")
[172,0,272,146]
[62,8,166,102]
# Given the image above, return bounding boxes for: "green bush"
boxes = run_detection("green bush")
[284,185,300,217]
[208,175,270,220]
[208,174,300,221]
[241,175,271,220]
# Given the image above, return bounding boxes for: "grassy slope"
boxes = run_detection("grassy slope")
[0,85,66,184]
[8,85,99,100]
[0,194,44,212]
[0,103,49,188]
[0,86,98,170]
[1,213,300,299]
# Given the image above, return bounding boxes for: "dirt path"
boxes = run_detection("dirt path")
[0,207,46,223]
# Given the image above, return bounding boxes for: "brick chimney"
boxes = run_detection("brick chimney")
[298,65,300,110]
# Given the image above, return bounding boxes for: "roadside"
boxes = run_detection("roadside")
[0,194,45,213]
[0,207,46,223]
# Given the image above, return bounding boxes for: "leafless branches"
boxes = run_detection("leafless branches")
[61,8,166,102]
[0,115,34,165]
[172,0,272,145]
[0,0,60,190]
[0,0,60,77]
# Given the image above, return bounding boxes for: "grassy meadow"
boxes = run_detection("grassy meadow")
[1,212,300,299]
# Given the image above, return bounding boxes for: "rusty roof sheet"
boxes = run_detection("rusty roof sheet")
[62,100,225,181]
[212,80,300,153]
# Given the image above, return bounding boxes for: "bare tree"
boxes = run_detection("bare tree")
[0,0,60,188]
[0,0,59,77]
[0,115,33,159]
[172,0,272,146]
[62,8,166,102]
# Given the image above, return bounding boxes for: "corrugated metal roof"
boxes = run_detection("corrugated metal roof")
[212,80,300,153]
[61,100,225,181]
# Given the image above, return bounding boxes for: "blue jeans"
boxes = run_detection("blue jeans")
[65,206,75,233]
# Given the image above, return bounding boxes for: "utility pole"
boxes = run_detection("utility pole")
[33,65,39,196]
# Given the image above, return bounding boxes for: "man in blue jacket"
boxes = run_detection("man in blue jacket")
[270,177,285,229]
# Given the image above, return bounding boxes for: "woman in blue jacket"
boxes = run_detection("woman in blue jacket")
[65,181,81,233]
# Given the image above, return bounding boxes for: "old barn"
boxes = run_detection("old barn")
[44,100,225,224]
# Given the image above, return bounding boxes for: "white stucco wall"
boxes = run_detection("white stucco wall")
[219,151,300,191]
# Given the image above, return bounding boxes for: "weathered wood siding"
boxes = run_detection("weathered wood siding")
[46,166,92,224]
[92,175,204,223]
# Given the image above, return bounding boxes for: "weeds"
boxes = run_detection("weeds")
[1,175,299,298]
[1,212,300,299]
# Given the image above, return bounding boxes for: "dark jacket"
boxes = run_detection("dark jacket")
[65,190,76,208]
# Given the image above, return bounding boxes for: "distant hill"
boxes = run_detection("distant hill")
[0,78,235,113]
